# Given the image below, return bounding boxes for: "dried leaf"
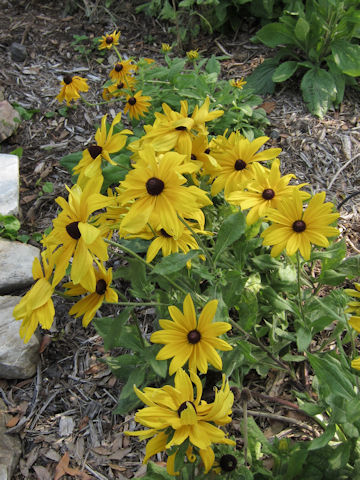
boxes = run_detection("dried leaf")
[260,101,276,114]
[39,335,52,353]
[54,452,70,480]
[6,414,20,428]
[33,465,52,480]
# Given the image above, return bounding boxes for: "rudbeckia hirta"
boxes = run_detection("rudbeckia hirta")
[151,293,232,375]
[109,59,137,82]
[261,190,339,260]
[124,90,151,120]
[13,252,55,343]
[227,159,310,224]
[230,78,246,89]
[125,368,235,474]
[56,75,89,106]
[344,283,360,332]
[186,49,199,60]
[102,77,137,101]
[98,30,120,50]
[63,263,118,326]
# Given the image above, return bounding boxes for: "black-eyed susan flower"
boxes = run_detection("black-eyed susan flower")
[124,90,151,120]
[118,146,211,237]
[63,263,118,327]
[56,75,89,106]
[351,357,360,370]
[98,30,120,50]
[227,159,310,224]
[211,133,282,196]
[151,293,232,375]
[261,190,339,260]
[345,283,360,332]
[13,252,55,343]
[102,77,137,101]
[125,368,235,474]
[161,43,172,53]
[109,59,137,83]
[191,97,224,135]
[73,113,132,187]
[42,176,113,291]
[186,49,199,60]
[230,78,247,89]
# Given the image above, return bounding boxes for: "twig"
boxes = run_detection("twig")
[84,463,109,480]
[0,387,14,408]
[327,152,360,190]
[28,388,65,430]
[214,38,232,57]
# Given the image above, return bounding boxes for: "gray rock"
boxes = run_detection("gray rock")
[0,154,19,216]
[9,42,27,63]
[0,296,39,379]
[0,102,21,142]
[0,239,40,294]
[0,399,21,479]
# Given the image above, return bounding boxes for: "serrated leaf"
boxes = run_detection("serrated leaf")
[272,61,299,82]
[205,55,221,75]
[332,39,360,77]
[93,309,132,351]
[300,67,337,117]
[214,210,246,263]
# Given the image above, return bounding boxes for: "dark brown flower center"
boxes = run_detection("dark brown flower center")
[117,82,124,89]
[177,401,197,417]
[262,188,275,200]
[146,177,164,196]
[160,228,172,238]
[66,221,81,240]
[234,159,247,171]
[175,125,187,131]
[128,97,136,106]
[292,220,306,232]
[191,154,197,160]
[187,329,201,344]
[96,279,107,295]
[219,454,237,472]
[114,63,123,72]
[63,75,72,85]
[88,144,102,159]
[105,36,113,44]
[204,148,210,154]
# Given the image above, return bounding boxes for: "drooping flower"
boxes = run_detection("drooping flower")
[261,190,339,260]
[151,293,232,375]
[42,176,113,291]
[102,76,137,101]
[191,97,224,135]
[118,146,211,237]
[73,113,132,187]
[227,159,310,224]
[210,133,282,196]
[13,252,55,343]
[125,368,235,474]
[109,59,137,83]
[344,283,360,332]
[63,263,118,327]
[124,90,151,120]
[98,30,120,50]
[161,43,172,53]
[230,78,246,89]
[56,75,89,106]
[186,49,199,60]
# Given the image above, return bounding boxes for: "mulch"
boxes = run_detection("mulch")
[0,0,359,478]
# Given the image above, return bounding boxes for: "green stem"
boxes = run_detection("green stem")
[113,45,123,61]
[104,301,169,307]
[80,97,122,107]
[296,252,306,324]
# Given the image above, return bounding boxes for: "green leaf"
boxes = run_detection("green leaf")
[245,58,279,94]
[338,254,360,277]
[10,147,23,158]
[214,210,246,263]
[332,39,360,77]
[105,353,139,380]
[296,327,312,352]
[42,182,53,193]
[308,423,336,450]
[255,23,295,48]
[0,215,20,234]
[300,67,337,117]
[60,151,83,173]
[150,250,200,275]
[141,345,168,378]
[205,55,221,75]
[272,61,299,82]
[145,462,174,480]
[251,254,281,271]
[294,17,310,43]
[114,368,146,415]
[93,309,131,351]
[328,441,351,470]
[318,269,346,286]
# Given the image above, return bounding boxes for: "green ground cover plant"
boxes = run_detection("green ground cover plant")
[11,26,360,479]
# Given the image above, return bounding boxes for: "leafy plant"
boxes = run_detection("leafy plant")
[248,0,360,117]
[0,214,21,240]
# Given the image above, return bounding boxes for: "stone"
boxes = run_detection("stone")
[0,238,40,294]
[0,154,19,216]
[0,399,21,479]
[0,101,21,142]
[9,42,27,63]
[0,296,40,379]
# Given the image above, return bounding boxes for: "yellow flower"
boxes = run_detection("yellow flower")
[56,75,89,106]
[151,293,232,375]
[125,369,235,474]
[63,263,118,327]
[191,97,224,136]
[211,133,282,196]
[98,30,120,50]
[230,78,247,89]
[227,159,310,224]
[118,146,211,237]
[13,252,55,343]
[261,190,339,260]
[344,283,360,332]
[42,176,113,291]
[109,59,137,83]
[73,113,132,187]
[102,77,137,100]
[351,357,360,370]
[186,49,199,60]
[124,90,152,120]
[161,43,172,52]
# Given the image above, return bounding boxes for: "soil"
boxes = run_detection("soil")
[0,1,359,479]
